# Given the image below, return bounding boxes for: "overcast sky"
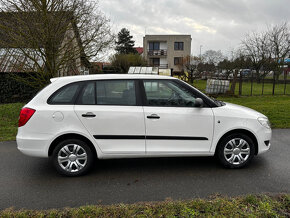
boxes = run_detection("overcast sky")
[99,0,289,57]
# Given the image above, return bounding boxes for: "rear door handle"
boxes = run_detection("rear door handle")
[147,114,160,119]
[82,112,96,118]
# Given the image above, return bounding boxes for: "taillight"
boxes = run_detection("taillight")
[18,108,36,127]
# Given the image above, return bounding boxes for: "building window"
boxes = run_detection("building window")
[151,58,160,66]
[174,42,184,50]
[174,57,183,65]
[149,42,160,50]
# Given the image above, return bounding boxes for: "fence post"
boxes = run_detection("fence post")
[262,76,265,95]
[250,70,253,96]
[239,73,242,96]
[272,72,276,95]
[284,70,287,95]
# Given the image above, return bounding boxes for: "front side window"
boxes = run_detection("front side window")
[174,42,184,50]
[96,80,136,106]
[143,80,196,107]
[48,82,81,104]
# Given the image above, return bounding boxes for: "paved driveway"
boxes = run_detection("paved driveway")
[0,129,289,210]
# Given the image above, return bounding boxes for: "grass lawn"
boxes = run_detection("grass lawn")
[193,79,290,95]
[0,103,24,141]
[0,93,289,141]
[1,194,289,217]
[217,95,290,128]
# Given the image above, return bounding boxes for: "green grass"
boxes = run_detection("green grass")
[1,194,289,217]
[0,103,23,141]
[192,79,290,95]
[217,95,290,128]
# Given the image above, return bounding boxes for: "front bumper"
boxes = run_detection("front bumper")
[256,127,272,154]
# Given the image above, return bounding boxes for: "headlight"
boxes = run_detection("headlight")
[258,117,271,129]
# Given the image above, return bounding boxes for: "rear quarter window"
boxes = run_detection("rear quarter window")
[47,82,82,105]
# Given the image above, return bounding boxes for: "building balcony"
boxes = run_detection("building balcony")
[147,49,167,56]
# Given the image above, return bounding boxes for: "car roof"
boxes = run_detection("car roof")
[50,74,176,83]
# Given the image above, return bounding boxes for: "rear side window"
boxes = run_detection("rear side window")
[77,82,96,105]
[96,80,136,106]
[48,82,81,105]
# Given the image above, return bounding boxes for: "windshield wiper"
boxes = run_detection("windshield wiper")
[211,97,224,106]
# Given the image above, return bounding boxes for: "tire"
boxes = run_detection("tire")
[216,133,255,168]
[52,138,94,176]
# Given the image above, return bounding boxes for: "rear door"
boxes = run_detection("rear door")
[142,79,214,154]
[74,80,146,154]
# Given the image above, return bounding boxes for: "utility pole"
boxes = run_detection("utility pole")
[199,45,203,62]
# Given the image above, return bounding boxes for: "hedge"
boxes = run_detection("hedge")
[0,73,39,103]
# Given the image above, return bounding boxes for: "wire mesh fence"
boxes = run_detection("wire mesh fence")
[187,73,290,96]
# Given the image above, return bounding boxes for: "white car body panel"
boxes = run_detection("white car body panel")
[143,107,214,153]
[74,105,146,154]
[16,74,271,160]
[211,103,271,154]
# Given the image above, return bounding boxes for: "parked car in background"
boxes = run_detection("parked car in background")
[17,74,271,176]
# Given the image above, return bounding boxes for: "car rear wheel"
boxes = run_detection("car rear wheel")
[52,139,94,176]
[217,133,255,168]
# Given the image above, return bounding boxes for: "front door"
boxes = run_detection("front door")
[142,79,214,154]
[74,80,145,154]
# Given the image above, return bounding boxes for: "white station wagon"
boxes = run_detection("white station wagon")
[17,74,271,176]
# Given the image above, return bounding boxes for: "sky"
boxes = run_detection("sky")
[99,0,290,58]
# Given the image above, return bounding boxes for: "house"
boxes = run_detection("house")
[91,62,111,72]
[143,35,191,74]
[0,12,92,76]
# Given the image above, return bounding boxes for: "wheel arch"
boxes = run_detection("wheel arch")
[48,133,98,157]
[214,129,258,155]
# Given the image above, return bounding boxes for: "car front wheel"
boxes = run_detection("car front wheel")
[52,139,94,176]
[217,133,255,168]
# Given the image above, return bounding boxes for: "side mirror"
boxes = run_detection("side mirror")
[194,98,204,107]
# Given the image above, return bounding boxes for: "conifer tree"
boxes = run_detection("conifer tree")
[115,28,137,54]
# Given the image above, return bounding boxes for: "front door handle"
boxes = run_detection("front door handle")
[147,114,160,119]
[82,112,96,118]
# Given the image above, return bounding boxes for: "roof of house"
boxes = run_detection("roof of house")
[134,47,143,54]
[0,11,91,72]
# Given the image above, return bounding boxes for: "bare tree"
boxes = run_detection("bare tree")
[267,22,290,94]
[241,22,290,92]
[177,55,204,84]
[0,0,115,88]
[241,29,272,81]
[202,50,224,66]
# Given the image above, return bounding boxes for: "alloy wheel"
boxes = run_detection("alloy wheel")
[57,144,88,173]
[223,138,250,165]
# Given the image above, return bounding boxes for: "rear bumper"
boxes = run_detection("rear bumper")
[16,131,52,158]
